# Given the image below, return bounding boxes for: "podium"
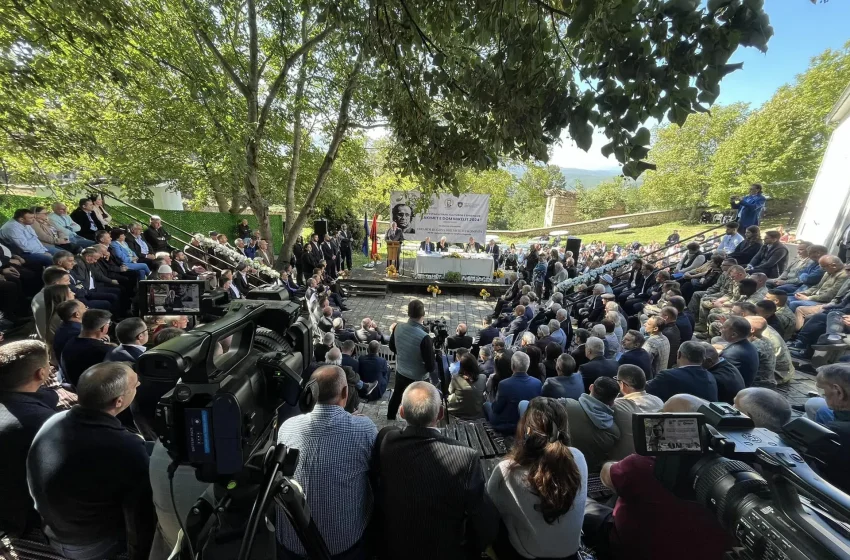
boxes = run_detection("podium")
[386,241,401,270]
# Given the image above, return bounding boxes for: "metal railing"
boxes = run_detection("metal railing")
[95,190,267,284]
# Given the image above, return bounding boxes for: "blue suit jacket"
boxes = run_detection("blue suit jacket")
[617,348,653,379]
[358,355,389,396]
[646,365,718,402]
[478,326,500,348]
[506,315,529,341]
[341,353,360,374]
[104,345,145,363]
[720,339,759,387]
[676,315,694,342]
[490,373,542,433]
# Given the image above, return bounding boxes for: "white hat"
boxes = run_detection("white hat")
[158,265,173,274]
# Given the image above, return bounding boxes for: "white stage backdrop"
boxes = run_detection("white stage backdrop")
[390,191,490,244]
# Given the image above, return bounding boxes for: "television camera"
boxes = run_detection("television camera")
[633,402,850,559]
[141,299,332,560]
[423,317,450,348]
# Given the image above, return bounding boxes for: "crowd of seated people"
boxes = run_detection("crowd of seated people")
[7,208,850,560]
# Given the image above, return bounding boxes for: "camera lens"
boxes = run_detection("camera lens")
[692,456,770,529]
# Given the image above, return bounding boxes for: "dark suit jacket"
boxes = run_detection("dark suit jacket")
[709,359,746,404]
[172,261,198,280]
[373,426,499,560]
[105,345,145,363]
[646,365,718,402]
[233,272,251,295]
[358,355,389,396]
[728,240,762,266]
[505,315,528,341]
[661,323,682,368]
[618,348,653,379]
[490,373,542,433]
[465,242,483,253]
[318,316,334,333]
[749,243,789,279]
[435,241,450,253]
[485,244,500,261]
[578,356,619,393]
[585,295,605,323]
[676,315,693,342]
[306,241,323,268]
[70,208,103,240]
[419,241,435,252]
[446,334,473,350]
[126,235,147,259]
[143,226,172,253]
[356,327,383,343]
[477,326,499,348]
[720,339,759,387]
[341,353,360,374]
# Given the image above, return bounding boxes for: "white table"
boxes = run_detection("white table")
[414,251,495,282]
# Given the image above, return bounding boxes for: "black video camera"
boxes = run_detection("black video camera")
[141,299,312,483]
[424,317,450,348]
[633,403,850,559]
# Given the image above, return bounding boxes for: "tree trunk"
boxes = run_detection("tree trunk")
[690,185,709,222]
[213,189,229,213]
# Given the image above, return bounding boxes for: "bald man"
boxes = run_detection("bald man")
[275,366,378,558]
[372,381,498,559]
[446,323,473,350]
[701,342,745,404]
[746,316,777,387]
[598,391,732,559]
[734,387,792,433]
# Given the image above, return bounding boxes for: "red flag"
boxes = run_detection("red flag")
[370,214,379,259]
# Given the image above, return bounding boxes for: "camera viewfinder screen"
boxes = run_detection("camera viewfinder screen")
[644,417,702,453]
[142,281,202,315]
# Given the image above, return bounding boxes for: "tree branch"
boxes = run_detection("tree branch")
[531,0,571,18]
[257,25,332,134]
[247,0,259,91]
[350,122,389,129]
[195,27,250,97]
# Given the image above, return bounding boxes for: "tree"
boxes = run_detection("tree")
[576,177,638,220]
[2,0,774,258]
[710,43,850,205]
[640,103,750,217]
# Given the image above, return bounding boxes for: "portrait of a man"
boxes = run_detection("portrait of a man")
[391,202,415,234]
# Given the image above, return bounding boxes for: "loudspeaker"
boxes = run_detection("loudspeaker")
[313,219,327,239]
[565,237,582,257]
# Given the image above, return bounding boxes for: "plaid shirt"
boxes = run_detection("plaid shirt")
[642,334,670,378]
[276,404,378,555]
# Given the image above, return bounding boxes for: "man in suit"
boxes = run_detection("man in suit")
[659,307,682,368]
[579,284,606,327]
[484,351,542,434]
[419,237,435,253]
[69,198,104,241]
[358,340,389,399]
[105,318,149,363]
[747,230,788,279]
[464,236,483,253]
[321,233,338,278]
[171,250,199,280]
[504,305,529,343]
[254,239,274,268]
[305,233,323,271]
[701,342,745,404]
[618,330,653,380]
[578,336,620,392]
[534,324,558,353]
[446,323,473,349]
[127,223,157,270]
[143,215,173,254]
[720,316,760,387]
[233,263,251,295]
[355,317,385,343]
[485,239,500,266]
[372,381,498,560]
[71,249,122,315]
[317,306,335,333]
[647,341,718,402]
[478,318,500,348]
[339,340,360,373]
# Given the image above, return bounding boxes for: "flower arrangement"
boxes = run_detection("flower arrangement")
[479,289,491,299]
[493,269,504,279]
[553,253,639,293]
[443,252,465,259]
[195,234,280,280]
[444,271,462,282]
[386,264,398,277]
[427,284,442,297]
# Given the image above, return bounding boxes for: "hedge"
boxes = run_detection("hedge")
[0,194,284,248]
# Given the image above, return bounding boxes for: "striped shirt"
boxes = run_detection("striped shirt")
[275,404,378,555]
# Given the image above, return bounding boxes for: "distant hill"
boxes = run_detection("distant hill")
[506,164,626,189]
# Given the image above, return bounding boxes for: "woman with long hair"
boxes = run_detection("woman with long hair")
[89,193,111,226]
[487,397,588,559]
[447,353,486,419]
[43,284,75,365]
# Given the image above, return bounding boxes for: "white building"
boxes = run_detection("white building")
[796,83,850,249]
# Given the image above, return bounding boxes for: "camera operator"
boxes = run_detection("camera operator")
[387,299,436,421]
[590,394,731,560]
[276,365,378,559]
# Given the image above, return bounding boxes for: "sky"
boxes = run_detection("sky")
[549,0,850,171]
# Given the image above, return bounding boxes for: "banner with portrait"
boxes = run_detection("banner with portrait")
[389,191,490,244]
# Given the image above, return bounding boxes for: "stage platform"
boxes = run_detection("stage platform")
[339,256,510,297]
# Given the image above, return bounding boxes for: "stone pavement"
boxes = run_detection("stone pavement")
[341,291,495,336]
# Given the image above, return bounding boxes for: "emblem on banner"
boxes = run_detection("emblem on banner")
[445,199,454,208]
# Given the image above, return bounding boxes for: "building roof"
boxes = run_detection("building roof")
[826,81,850,125]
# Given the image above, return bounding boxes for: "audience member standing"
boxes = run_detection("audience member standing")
[373,382,498,560]
[387,300,436,420]
[0,341,59,537]
[487,397,588,560]
[27,362,154,560]
[276,366,378,558]
[60,309,113,386]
